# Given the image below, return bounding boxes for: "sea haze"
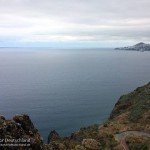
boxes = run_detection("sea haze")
[0,48,150,140]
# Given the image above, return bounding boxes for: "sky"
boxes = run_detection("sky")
[0,0,150,48]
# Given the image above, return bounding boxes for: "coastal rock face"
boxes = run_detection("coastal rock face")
[115,42,150,51]
[46,82,150,150]
[0,83,150,149]
[0,114,43,149]
[110,82,150,121]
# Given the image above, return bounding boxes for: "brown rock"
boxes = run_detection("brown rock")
[0,114,43,149]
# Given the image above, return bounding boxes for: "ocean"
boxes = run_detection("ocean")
[0,48,150,141]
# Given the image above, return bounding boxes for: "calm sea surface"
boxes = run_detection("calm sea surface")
[0,48,150,140]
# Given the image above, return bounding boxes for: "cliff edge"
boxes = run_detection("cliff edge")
[46,82,150,150]
[0,83,150,149]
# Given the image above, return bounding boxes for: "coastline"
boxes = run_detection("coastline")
[0,82,150,149]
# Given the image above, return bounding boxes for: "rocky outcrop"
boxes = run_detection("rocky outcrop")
[46,82,150,149]
[47,130,60,143]
[110,82,150,121]
[0,114,43,150]
[0,82,150,149]
[115,42,150,51]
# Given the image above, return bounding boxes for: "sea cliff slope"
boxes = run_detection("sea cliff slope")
[0,82,150,150]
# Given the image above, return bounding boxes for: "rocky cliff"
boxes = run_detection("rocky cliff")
[0,83,150,150]
[0,114,43,150]
[46,82,150,150]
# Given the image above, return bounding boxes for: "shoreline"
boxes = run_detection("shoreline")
[0,82,150,149]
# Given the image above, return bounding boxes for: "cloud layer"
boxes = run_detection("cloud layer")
[0,0,150,47]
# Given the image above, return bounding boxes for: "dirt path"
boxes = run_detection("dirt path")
[120,138,129,150]
[114,131,150,150]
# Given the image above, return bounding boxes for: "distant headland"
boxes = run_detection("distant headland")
[115,42,150,51]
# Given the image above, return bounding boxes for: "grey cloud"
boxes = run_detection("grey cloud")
[0,0,150,45]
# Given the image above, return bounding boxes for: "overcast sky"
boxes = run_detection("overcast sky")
[0,0,150,47]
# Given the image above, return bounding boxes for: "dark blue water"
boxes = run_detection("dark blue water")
[0,48,150,141]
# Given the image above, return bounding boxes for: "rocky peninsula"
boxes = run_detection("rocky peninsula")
[115,42,150,51]
[0,82,150,149]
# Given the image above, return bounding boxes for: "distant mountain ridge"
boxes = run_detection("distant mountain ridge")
[115,42,150,51]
